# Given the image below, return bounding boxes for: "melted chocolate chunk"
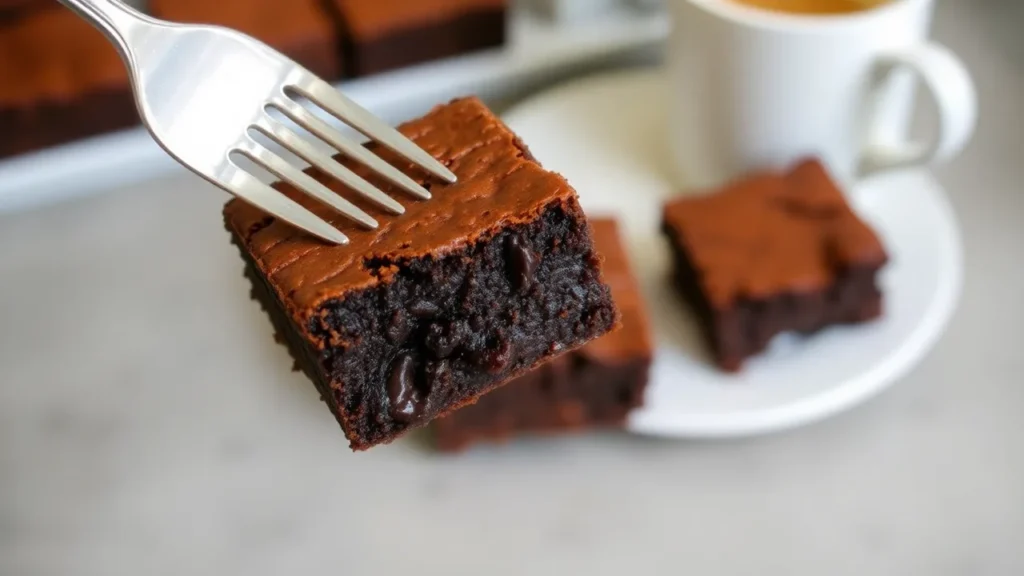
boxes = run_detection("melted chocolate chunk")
[505,235,538,292]
[387,354,423,423]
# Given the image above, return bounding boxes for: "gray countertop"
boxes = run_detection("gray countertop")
[1,1,1021,574]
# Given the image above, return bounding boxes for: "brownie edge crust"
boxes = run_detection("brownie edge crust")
[224,97,617,450]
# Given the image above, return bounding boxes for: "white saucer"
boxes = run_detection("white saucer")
[503,69,964,438]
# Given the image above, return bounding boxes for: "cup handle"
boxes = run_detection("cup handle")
[859,42,977,177]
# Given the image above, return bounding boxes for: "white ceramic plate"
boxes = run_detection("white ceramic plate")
[503,69,964,438]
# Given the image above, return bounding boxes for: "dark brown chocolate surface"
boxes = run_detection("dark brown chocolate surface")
[0,0,47,16]
[433,218,653,451]
[662,159,888,371]
[225,97,617,450]
[0,0,46,13]
[0,8,137,158]
[150,0,341,80]
[326,0,506,78]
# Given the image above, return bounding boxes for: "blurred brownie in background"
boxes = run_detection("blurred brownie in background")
[150,0,342,81]
[0,8,136,158]
[326,0,507,78]
[0,0,47,16]
[433,218,652,452]
[662,159,888,372]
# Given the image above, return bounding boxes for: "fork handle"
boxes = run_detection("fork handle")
[57,0,149,61]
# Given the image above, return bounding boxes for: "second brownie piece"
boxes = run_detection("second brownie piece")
[327,0,507,78]
[433,218,653,451]
[224,97,617,450]
[0,0,47,17]
[662,159,888,372]
[0,9,136,159]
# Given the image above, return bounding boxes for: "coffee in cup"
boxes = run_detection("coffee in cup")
[728,0,891,16]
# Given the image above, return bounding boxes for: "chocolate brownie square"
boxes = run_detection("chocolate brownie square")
[224,97,618,450]
[326,0,507,78]
[0,8,137,159]
[662,159,888,372]
[433,218,653,451]
[150,0,341,81]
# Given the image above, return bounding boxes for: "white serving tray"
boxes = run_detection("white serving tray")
[0,7,667,214]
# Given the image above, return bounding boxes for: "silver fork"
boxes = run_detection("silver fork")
[57,0,457,244]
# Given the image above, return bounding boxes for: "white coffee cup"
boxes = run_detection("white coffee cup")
[667,0,977,189]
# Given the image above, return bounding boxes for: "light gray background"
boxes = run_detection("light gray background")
[1,1,1021,574]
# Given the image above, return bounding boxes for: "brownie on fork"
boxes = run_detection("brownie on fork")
[224,97,618,450]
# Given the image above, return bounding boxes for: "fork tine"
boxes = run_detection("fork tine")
[253,116,406,215]
[224,168,349,245]
[269,97,432,201]
[290,78,458,184]
[236,140,378,229]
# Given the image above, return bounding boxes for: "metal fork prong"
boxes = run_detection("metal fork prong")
[225,169,349,245]
[291,78,458,184]
[269,98,432,201]
[253,116,406,215]
[236,141,379,229]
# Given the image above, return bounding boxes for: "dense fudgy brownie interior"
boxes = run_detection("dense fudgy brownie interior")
[662,159,888,371]
[311,201,613,446]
